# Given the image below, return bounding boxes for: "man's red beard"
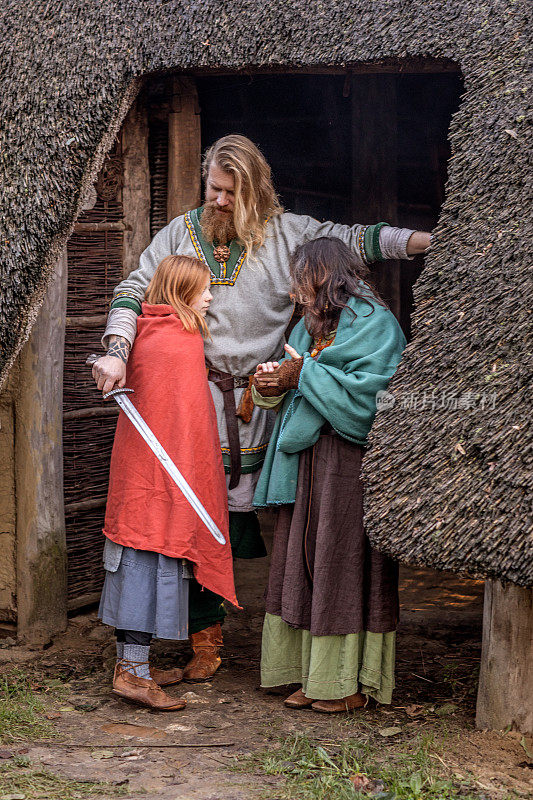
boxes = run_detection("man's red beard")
[201,201,238,245]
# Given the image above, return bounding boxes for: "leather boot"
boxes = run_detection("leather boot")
[113,661,186,710]
[150,666,183,687]
[284,688,315,709]
[182,624,223,681]
[311,692,366,713]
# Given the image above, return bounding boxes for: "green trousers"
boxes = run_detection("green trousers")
[188,510,266,635]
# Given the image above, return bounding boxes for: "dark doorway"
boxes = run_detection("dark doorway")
[196,72,463,337]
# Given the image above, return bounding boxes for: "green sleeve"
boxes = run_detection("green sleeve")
[251,385,288,409]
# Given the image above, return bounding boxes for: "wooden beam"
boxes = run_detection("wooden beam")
[65,314,108,329]
[15,251,68,644]
[63,405,118,421]
[0,381,17,622]
[122,97,151,276]
[476,580,533,735]
[190,59,461,77]
[74,222,127,233]
[167,76,201,223]
[64,498,106,514]
[351,75,400,320]
[67,592,102,612]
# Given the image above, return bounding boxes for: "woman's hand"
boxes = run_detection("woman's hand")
[254,345,301,377]
[253,347,304,397]
[284,344,301,360]
[254,361,280,378]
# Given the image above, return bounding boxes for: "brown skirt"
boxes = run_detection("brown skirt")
[265,431,399,636]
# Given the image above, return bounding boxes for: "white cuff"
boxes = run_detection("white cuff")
[101,307,138,349]
[379,226,416,261]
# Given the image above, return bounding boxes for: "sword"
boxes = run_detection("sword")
[86,355,226,545]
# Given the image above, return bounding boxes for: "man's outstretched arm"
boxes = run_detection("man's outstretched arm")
[292,214,430,265]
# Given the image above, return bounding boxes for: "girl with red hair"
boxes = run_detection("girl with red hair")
[99,255,238,711]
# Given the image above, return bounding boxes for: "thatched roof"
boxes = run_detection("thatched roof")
[1,1,530,584]
[359,6,532,588]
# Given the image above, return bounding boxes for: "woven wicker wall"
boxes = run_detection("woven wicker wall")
[149,119,169,237]
[63,142,124,608]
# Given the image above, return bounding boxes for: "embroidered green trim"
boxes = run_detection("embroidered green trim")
[221,445,268,474]
[185,207,247,285]
[222,455,266,474]
[364,222,389,262]
[221,444,269,454]
[110,295,142,314]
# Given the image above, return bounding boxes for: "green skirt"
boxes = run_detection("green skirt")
[261,613,395,703]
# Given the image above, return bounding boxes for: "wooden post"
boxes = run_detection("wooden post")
[351,75,401,320]
[15,251,68,643]
[0,376,18,622]
[167,76,201,223]
[122,97,151,276]
[476,580,533,734]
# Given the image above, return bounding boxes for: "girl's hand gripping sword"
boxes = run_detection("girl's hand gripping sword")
[86,354,226,545]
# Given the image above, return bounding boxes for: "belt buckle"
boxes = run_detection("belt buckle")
[234,377,249,389]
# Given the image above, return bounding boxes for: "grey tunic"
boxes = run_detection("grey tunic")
[103,212,414,511]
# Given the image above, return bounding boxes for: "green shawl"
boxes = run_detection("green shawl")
[253,294,406,507]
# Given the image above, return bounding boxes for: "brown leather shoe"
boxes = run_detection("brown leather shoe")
[284,688,315,709]
[113,662,186,710]
[311,692,366,714]
[182,624,223,681]
[150,666,183,687]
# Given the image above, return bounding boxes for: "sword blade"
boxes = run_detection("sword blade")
[113,392,227,545]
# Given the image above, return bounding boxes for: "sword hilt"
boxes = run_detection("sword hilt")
[103,387,134,400]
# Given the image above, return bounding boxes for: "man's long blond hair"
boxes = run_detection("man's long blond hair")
[202,135,283,254]
[145,255,210,337]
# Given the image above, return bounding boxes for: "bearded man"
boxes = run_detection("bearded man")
[93,134,431,682]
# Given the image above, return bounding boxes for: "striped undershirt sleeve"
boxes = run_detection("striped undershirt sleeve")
[110,293,143,315]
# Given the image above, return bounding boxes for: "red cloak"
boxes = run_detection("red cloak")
[103,303,238,607]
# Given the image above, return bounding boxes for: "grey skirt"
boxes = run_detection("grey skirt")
[98,545,191,640]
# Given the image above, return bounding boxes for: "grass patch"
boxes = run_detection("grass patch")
[0,760,127,798]
[0,671,55,744]
[235,731,515,800]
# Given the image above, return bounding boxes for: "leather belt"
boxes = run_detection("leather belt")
[207,367,249,490]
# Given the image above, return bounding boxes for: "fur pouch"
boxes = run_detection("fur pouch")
[236,379,255,423]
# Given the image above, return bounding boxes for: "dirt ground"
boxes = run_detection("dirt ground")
[1,515,532,799]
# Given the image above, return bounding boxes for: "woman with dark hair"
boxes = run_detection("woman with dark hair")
[252,237,405,713]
